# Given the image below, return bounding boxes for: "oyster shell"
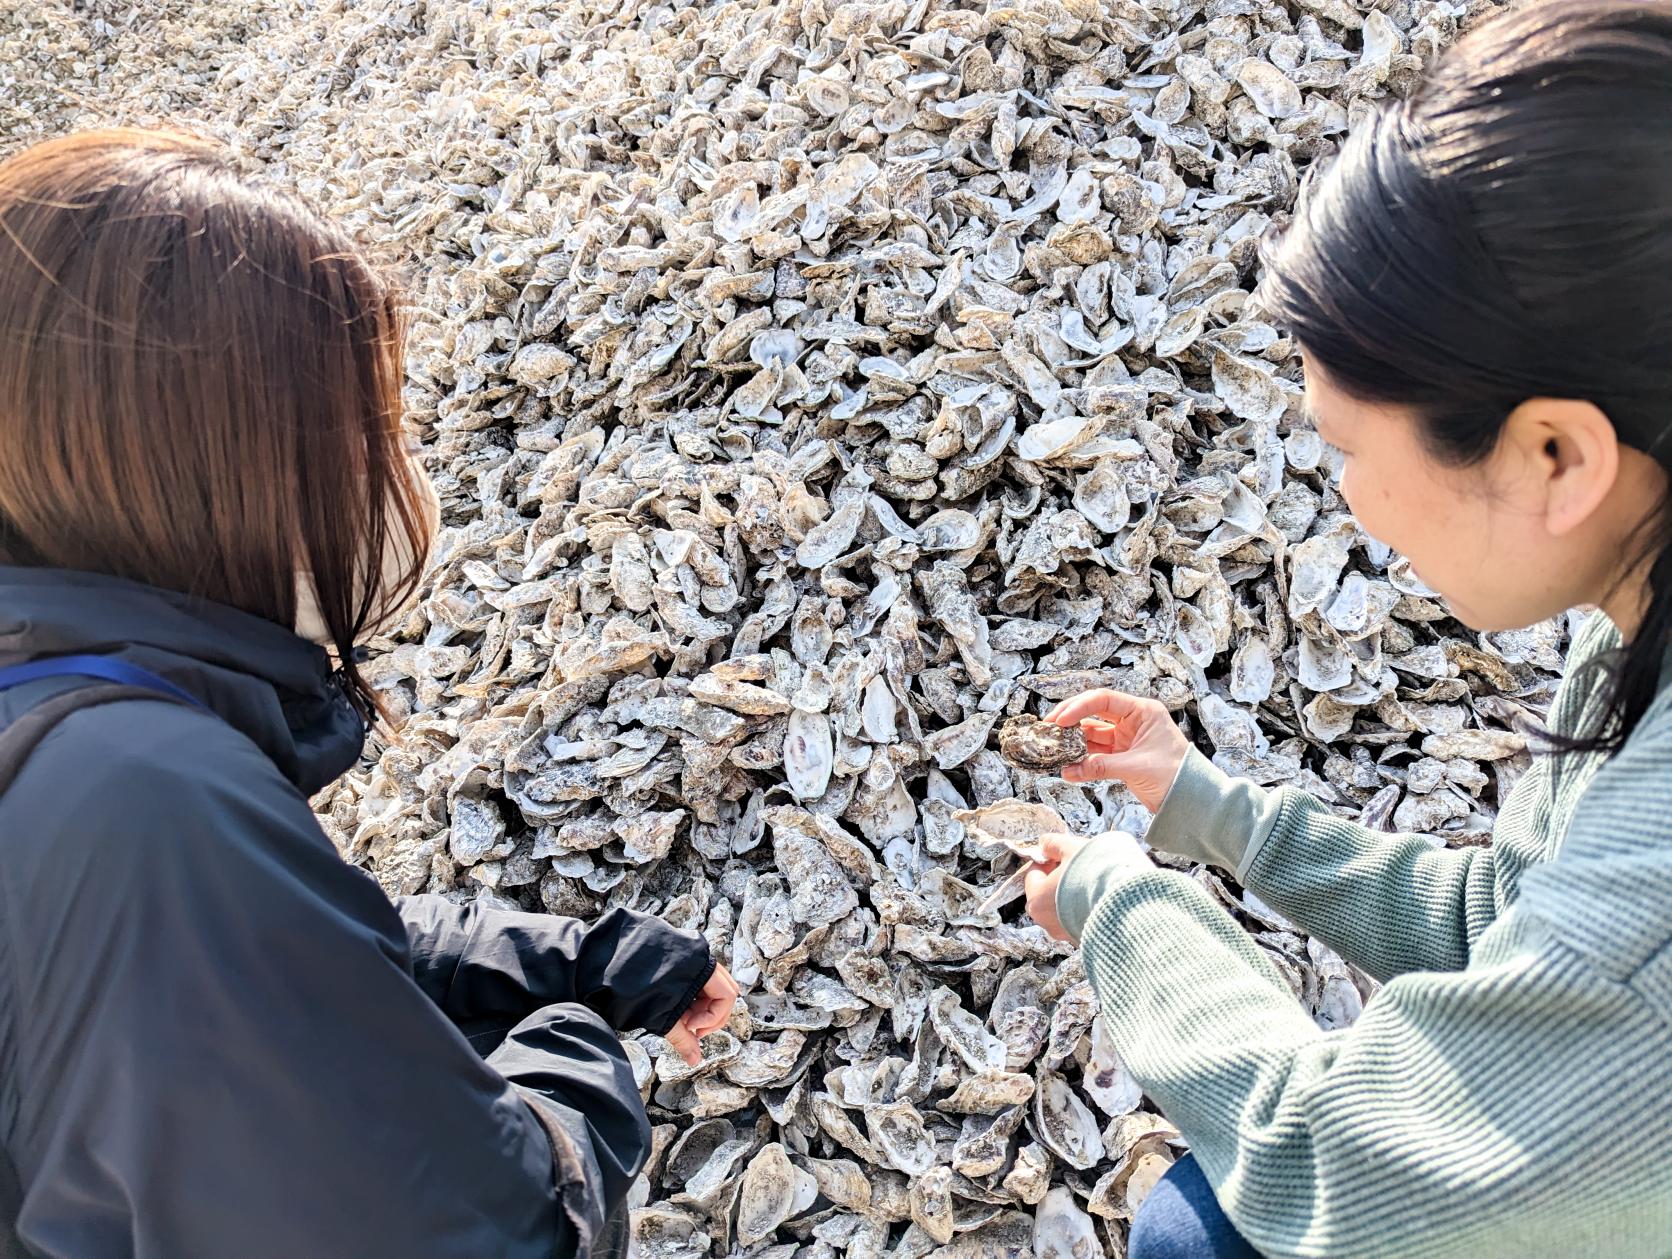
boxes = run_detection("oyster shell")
[997,716,1089,773]
[735,1143,817,1247]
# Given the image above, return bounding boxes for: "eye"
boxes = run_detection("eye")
[1321,439,1349,460]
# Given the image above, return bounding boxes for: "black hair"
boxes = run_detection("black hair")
[1260,0,1672,755]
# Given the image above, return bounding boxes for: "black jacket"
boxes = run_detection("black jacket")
[0,566,713,1258]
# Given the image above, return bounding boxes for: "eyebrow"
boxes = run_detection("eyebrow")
[1297,402,1345,449]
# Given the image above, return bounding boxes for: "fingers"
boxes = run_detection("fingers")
[706,964,741,1003]
[664,1019,702,1067]
[686,996,732,1039]
[1061,752,1135,783]
[1047,688,1146,727]
[1044,698,1071,722]
[1081,722,1129,756]
[1022,862,1070,942]
[680,965,740,1040]
[1038,833,1082,862]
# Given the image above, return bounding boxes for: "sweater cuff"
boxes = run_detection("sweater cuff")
[1056,839,1150,944]
[1143,745,1285,881]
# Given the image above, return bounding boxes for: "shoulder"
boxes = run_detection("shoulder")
[1,696,351,905]
[0,695,410,1006]
[1522,683,1672,975]
[1573,666,1672,805]
[16,695,300,820]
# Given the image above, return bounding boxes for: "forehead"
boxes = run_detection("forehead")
[1298,361,1360,424]
[1297,363,1335,427]
[1299,364,1429,458]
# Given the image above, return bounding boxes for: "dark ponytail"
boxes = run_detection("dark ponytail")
[1260,0,1672,755]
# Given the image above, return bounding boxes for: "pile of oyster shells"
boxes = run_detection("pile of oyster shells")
[20,0,1580,1252]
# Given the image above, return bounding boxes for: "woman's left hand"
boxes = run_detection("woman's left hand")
[663,963,740,1066]
[1024,833,1092,941]
[1024,831,1156,941]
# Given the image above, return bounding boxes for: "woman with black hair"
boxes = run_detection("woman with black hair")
[1027,3,1672,1256]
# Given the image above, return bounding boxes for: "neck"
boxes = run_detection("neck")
[1598,571,1650,645]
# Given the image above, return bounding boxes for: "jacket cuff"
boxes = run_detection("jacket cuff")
[653,947,717,1037]
[1143,745,1285,880]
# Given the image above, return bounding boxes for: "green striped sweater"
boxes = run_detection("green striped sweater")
[1056,612,1672,1258]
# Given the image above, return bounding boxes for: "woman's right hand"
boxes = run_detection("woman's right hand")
[1046,690,1191,813]
[664,963,740,1066]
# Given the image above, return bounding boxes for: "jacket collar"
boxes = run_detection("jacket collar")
[0,566,365,795]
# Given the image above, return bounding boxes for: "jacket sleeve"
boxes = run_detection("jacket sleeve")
[1140,746,1498,980]
[1056,850,1672,1259]
[0,708,649,1259]
[396,895,714,1035]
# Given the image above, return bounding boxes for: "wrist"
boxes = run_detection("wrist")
[1146,744,1191,813]
[651,945,716,1037]
[1142,745,1281,876]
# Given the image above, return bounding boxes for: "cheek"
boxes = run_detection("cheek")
[1339,457,1435,558]
[1343,458,1490,591]
[1337,461,1390,536]
[1337,461,1360,510]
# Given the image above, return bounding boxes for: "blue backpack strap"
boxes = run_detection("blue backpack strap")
[0,654,209,712]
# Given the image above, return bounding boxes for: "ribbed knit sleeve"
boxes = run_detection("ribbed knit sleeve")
[1136,613,1628,983]
[1144,747,1502,981]
[1078,870,1672,1259]
[1074,612,1672,1258]
[1241,789,1501,980]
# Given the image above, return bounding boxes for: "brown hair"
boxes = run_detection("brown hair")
[0,126,434,723]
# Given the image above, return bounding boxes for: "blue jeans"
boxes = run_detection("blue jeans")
[1129,1154,1265,1259]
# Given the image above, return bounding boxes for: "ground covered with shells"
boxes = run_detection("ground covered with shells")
[11,0,1580,1253]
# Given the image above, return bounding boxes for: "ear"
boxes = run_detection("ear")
[1502,398,1619,538]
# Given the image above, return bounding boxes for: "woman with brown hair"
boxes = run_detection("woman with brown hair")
[0,127,735,1257]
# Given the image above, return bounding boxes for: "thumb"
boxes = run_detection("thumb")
[1062,752,1134,783]
[1039,832,1081,863]
[687,994,734,1039]
[664,1019,702,1067]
